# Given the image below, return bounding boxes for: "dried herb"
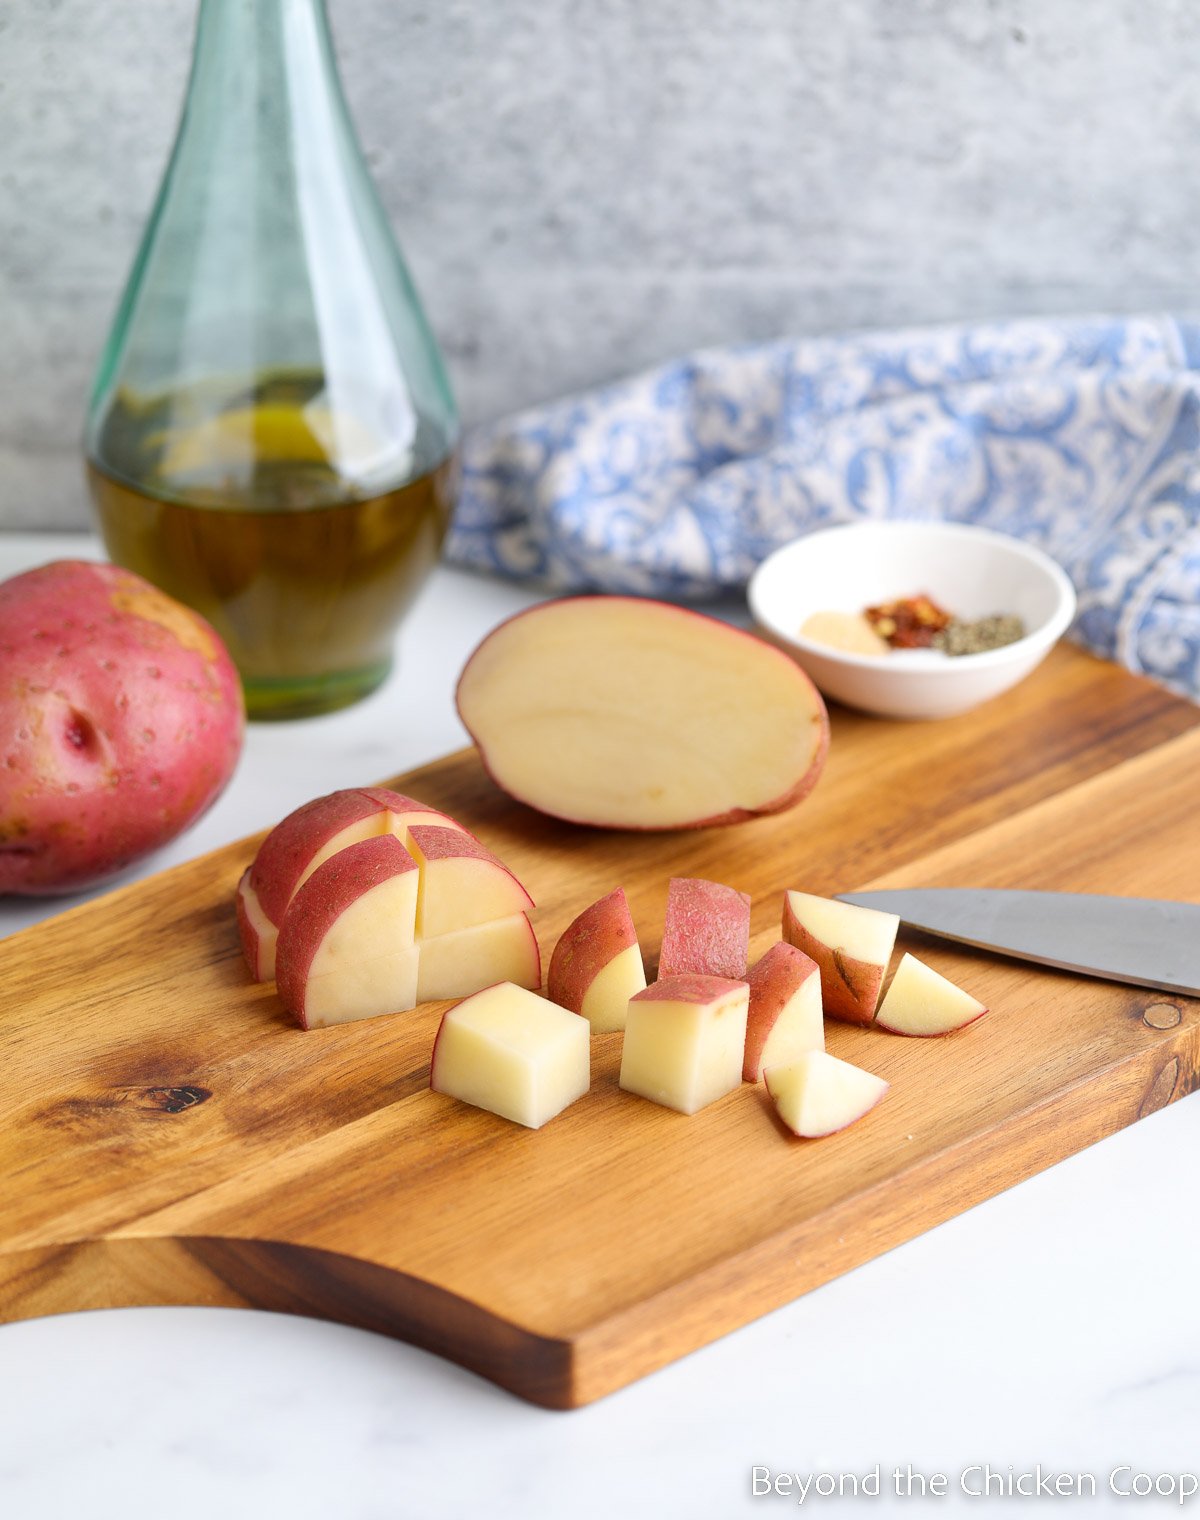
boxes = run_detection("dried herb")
[934,614,1026,656]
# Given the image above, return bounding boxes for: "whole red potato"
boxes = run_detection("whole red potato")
[0,560,244,895]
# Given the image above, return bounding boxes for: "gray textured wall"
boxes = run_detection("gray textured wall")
[3,0,1200,527]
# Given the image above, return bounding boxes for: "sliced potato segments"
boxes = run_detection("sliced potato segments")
[241,782,992,1147]
[243,790,537,1029]
[238,787,470,983]
[417,914,541,1003]
[765,1050,889,1138]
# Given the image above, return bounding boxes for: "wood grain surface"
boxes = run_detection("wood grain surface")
[1,642,1198,1408]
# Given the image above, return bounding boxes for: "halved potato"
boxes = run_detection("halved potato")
[455,597,829,830]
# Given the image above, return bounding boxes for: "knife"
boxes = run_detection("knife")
[835,889,1200,998]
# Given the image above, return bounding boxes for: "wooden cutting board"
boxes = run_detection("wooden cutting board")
[2,643,1198,1408]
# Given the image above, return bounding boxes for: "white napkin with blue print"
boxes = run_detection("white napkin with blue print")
[446,315,1200,702]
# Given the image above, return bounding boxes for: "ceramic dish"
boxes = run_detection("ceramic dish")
[747,521,1077,719]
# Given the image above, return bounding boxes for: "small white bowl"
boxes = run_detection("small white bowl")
[747,521,1077,719]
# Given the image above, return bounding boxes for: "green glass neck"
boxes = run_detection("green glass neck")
[184,0,350,140]
[86,0,458,494]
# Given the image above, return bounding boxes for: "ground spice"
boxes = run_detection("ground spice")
[934,614,1026,656]
[802,594,1029,660]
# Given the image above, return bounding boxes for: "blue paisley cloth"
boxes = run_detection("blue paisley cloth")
[446,314,1200,703]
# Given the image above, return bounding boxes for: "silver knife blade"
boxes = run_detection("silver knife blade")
[834,889,1200,997]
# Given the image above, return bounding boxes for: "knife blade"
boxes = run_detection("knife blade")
[834,889,1200,997]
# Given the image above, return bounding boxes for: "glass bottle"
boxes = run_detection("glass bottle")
[85,0,459,719]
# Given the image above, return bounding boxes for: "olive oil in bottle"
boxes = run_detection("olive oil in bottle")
[83,0,459,719]
[89,372,456,719]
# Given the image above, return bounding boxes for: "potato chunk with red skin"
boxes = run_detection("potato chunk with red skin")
[619,975,750,1115]
[548,887,646,1032]
[743,941,824,1083]
[275,835,421,1029]
[658,876,751,980]
[782,890,899,1026]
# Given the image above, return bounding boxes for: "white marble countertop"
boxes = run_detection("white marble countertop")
[0,533,1197,1520]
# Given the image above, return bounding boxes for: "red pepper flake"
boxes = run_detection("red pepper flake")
[864,594,953,649]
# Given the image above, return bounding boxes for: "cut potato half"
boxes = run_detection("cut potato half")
[456,597,829,829]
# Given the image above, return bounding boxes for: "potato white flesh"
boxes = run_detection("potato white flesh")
[619,976,749,1115]
[765,1050,888,1137]
[456,597,829,829]
[303,949,420,1028]
[784,892,899,969]
[579,944,647,1033]
[407,825,535,938]
[875,952,988,1036]
[416,913,541,1002]
[308,872,420,974]
[430,983,590,1129]
[274,837,421,1028]
[236,871,278,982]
[757,975,823,1070]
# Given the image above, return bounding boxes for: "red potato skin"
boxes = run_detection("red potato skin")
[782,896,885,1027]
[406,823,512,867]
[249,787,464,927]
[251,790,385,926]
[275,835,417,1028]
[406,824,535,908]
[454,595,830,831]
[631,973,748,1008]
[743,940,820,1083]
[0,560,243,895]
[658,877,751,980]
[547,887,638,1012]
[357,787,448,815]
